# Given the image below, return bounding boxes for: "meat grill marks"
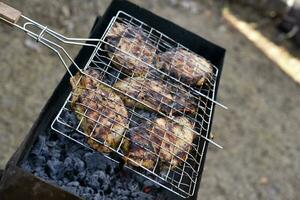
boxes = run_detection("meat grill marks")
[122,125,158,170]
[104,23,214,88]
[70,69,128,153]
[123,116,195,170]
[113,77,198,116]
[104,22,156,76]
[70,69,197,171]
[156,48,214,86]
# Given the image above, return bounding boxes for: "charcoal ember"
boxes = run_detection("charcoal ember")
[80,187,94,199]
[70,132,86,142]
[131,191,154,200]
[63,157,85,174]
[77,171,87,181]
[83,152,114,171]
[61,185,79,196]
[47,140,58,147]
[67,181,80,187]
[21,130,166,200]
[63,177,70,184]
[58,180,63,186]
[31,155,46,168]
[119,189,130,196]
[60,110,78,128]
[113,180,123,189]
[47,148,61,159]
[31,135,47,156]
[33,166,44,173]
[85,170,110,190]
[113,196,128,200]
[128,181,139,191]
[33,168,49,180]
[143,179,160,189]
[93,193,104,200]
[53,110,78,134]
[65,143,86,158]
[46,159,63,179]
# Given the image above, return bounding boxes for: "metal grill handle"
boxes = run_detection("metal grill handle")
[0,2,21,24]
[0,1,101,76]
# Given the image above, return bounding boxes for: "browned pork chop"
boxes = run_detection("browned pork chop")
[105,22,156,76]
[114,77,197,115]
[70,68,128,153]
[156,48,213,86]
[123,116,195,170]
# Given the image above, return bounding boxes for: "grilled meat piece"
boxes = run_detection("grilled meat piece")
[123,116,195,170]
[156,48,213,86]
[70,68,128,153]
[114,77,197,115]
[154,116,195,168]
[122,125,158,170]
[105,22,156,76]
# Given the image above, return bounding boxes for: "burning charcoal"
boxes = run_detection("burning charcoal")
[63,177,70,184]
[52,111,78,134]
[67,181,80,187]
[71,132,86,142]
[31,135,47,156]
[143,179,160,189]
[77,171,87,181]
[81,193,93,200]
[85,172,101,189]
[80,186,94,199]
[131,191,154,200]
[128,181,139,191]
[47,140,57,148]
[60,110,79,128]
[46,159,63,179]
[34,166,44,173]
[61,185,79,196]
[47,148,61,159]
[119,189,130,196]
[22,127,165,199]
[85,170,110,190]
[63,157,85,174]
[84,152,110,171]
[65,145,86,158]
[93,193,104,200]
[31,155,46,168]
[114,196,128,200]
[33,169,49,181]
[113,180,123,189]
[58,180,63,186]
[82,186,94,194]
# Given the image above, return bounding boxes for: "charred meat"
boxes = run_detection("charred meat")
[155,116,195,168]
[113,77,197,115]
[105,22,156,76]
[122,124,158,170]
[123,116,195,170]
[156,48,213,86]
[70,68,128,153]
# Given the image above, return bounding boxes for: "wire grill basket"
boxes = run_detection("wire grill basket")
[0,3,226,198]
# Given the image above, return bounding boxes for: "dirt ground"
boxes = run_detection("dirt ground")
[0,0,299,200]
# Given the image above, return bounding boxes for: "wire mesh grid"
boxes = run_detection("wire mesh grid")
[51,11,219,198]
